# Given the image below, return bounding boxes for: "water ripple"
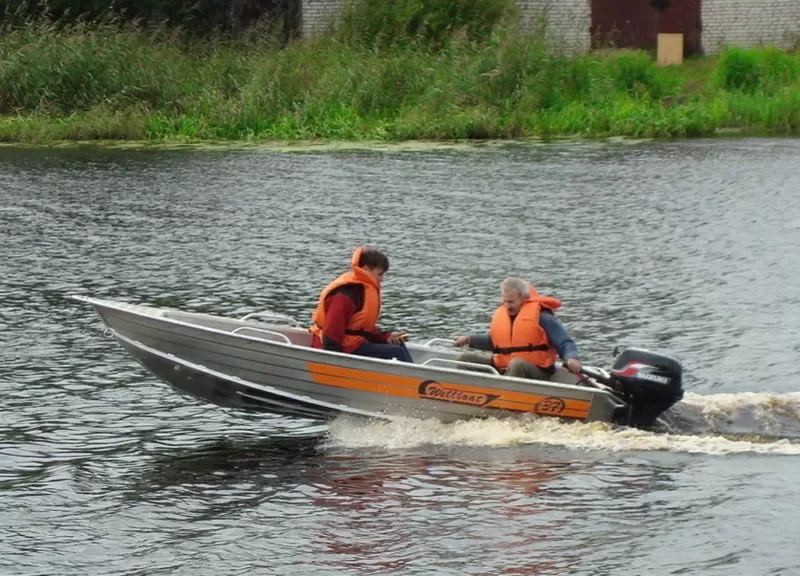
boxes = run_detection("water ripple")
[4,139,800,575]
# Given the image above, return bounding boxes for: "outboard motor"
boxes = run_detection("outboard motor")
[608,348,684,428]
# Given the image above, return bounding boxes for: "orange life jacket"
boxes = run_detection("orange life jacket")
[490,287,561,371]
[309,247,381,350]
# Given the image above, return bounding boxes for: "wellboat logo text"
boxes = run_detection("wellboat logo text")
[418,380,500,407]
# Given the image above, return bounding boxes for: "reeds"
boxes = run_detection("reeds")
[0,7,798,142]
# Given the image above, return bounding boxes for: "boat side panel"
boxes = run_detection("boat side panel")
[93,304,607,422]
[304,362,591,419]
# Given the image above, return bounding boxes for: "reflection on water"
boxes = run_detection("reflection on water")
[4,138,800,575]
[129,434,324,498]
[122,434,689,576]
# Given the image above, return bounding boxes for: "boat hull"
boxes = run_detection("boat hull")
[115,331,393,421]
[73,296,624,424]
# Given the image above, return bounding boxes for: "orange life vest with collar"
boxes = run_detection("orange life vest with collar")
[490,287,561,371]
[309,247,381,350]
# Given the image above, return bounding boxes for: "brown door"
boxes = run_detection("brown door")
[657,0,701,55]
[591,0,701,55]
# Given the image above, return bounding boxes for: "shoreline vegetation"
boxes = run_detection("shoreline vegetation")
[1,0,799,143]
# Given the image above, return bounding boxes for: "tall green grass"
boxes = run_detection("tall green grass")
[334,0,517,50]
[0,15,799,142]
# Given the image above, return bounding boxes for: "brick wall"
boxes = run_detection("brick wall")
[300,0,800,56]
[301,0,342,37]
[515,0,591,54]
[300,0,591,53]
[702,0,800,54]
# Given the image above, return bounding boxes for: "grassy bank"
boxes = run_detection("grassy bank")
[0,22,799,142]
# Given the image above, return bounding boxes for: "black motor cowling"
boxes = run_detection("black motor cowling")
[609,348,684,428]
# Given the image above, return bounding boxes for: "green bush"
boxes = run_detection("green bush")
[716,47,763,92]
[610,52,669,99]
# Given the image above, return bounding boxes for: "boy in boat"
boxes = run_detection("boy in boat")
[309,247,413,362]
[452,277,582,381]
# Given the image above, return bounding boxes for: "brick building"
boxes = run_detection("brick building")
[300,0,800,56]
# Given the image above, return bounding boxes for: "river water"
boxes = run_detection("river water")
[2,138,800,575]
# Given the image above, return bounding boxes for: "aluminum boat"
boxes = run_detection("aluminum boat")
[72,296,684,428]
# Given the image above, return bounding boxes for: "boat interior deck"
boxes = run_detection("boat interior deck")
[162,308,584,385]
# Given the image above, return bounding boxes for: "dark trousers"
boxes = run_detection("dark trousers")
[455,352,551,381]
[354,341,414,363]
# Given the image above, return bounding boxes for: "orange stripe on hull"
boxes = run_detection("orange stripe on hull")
[305,362,591,419]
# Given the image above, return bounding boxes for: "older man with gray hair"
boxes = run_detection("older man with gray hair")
[452,277,582,381]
